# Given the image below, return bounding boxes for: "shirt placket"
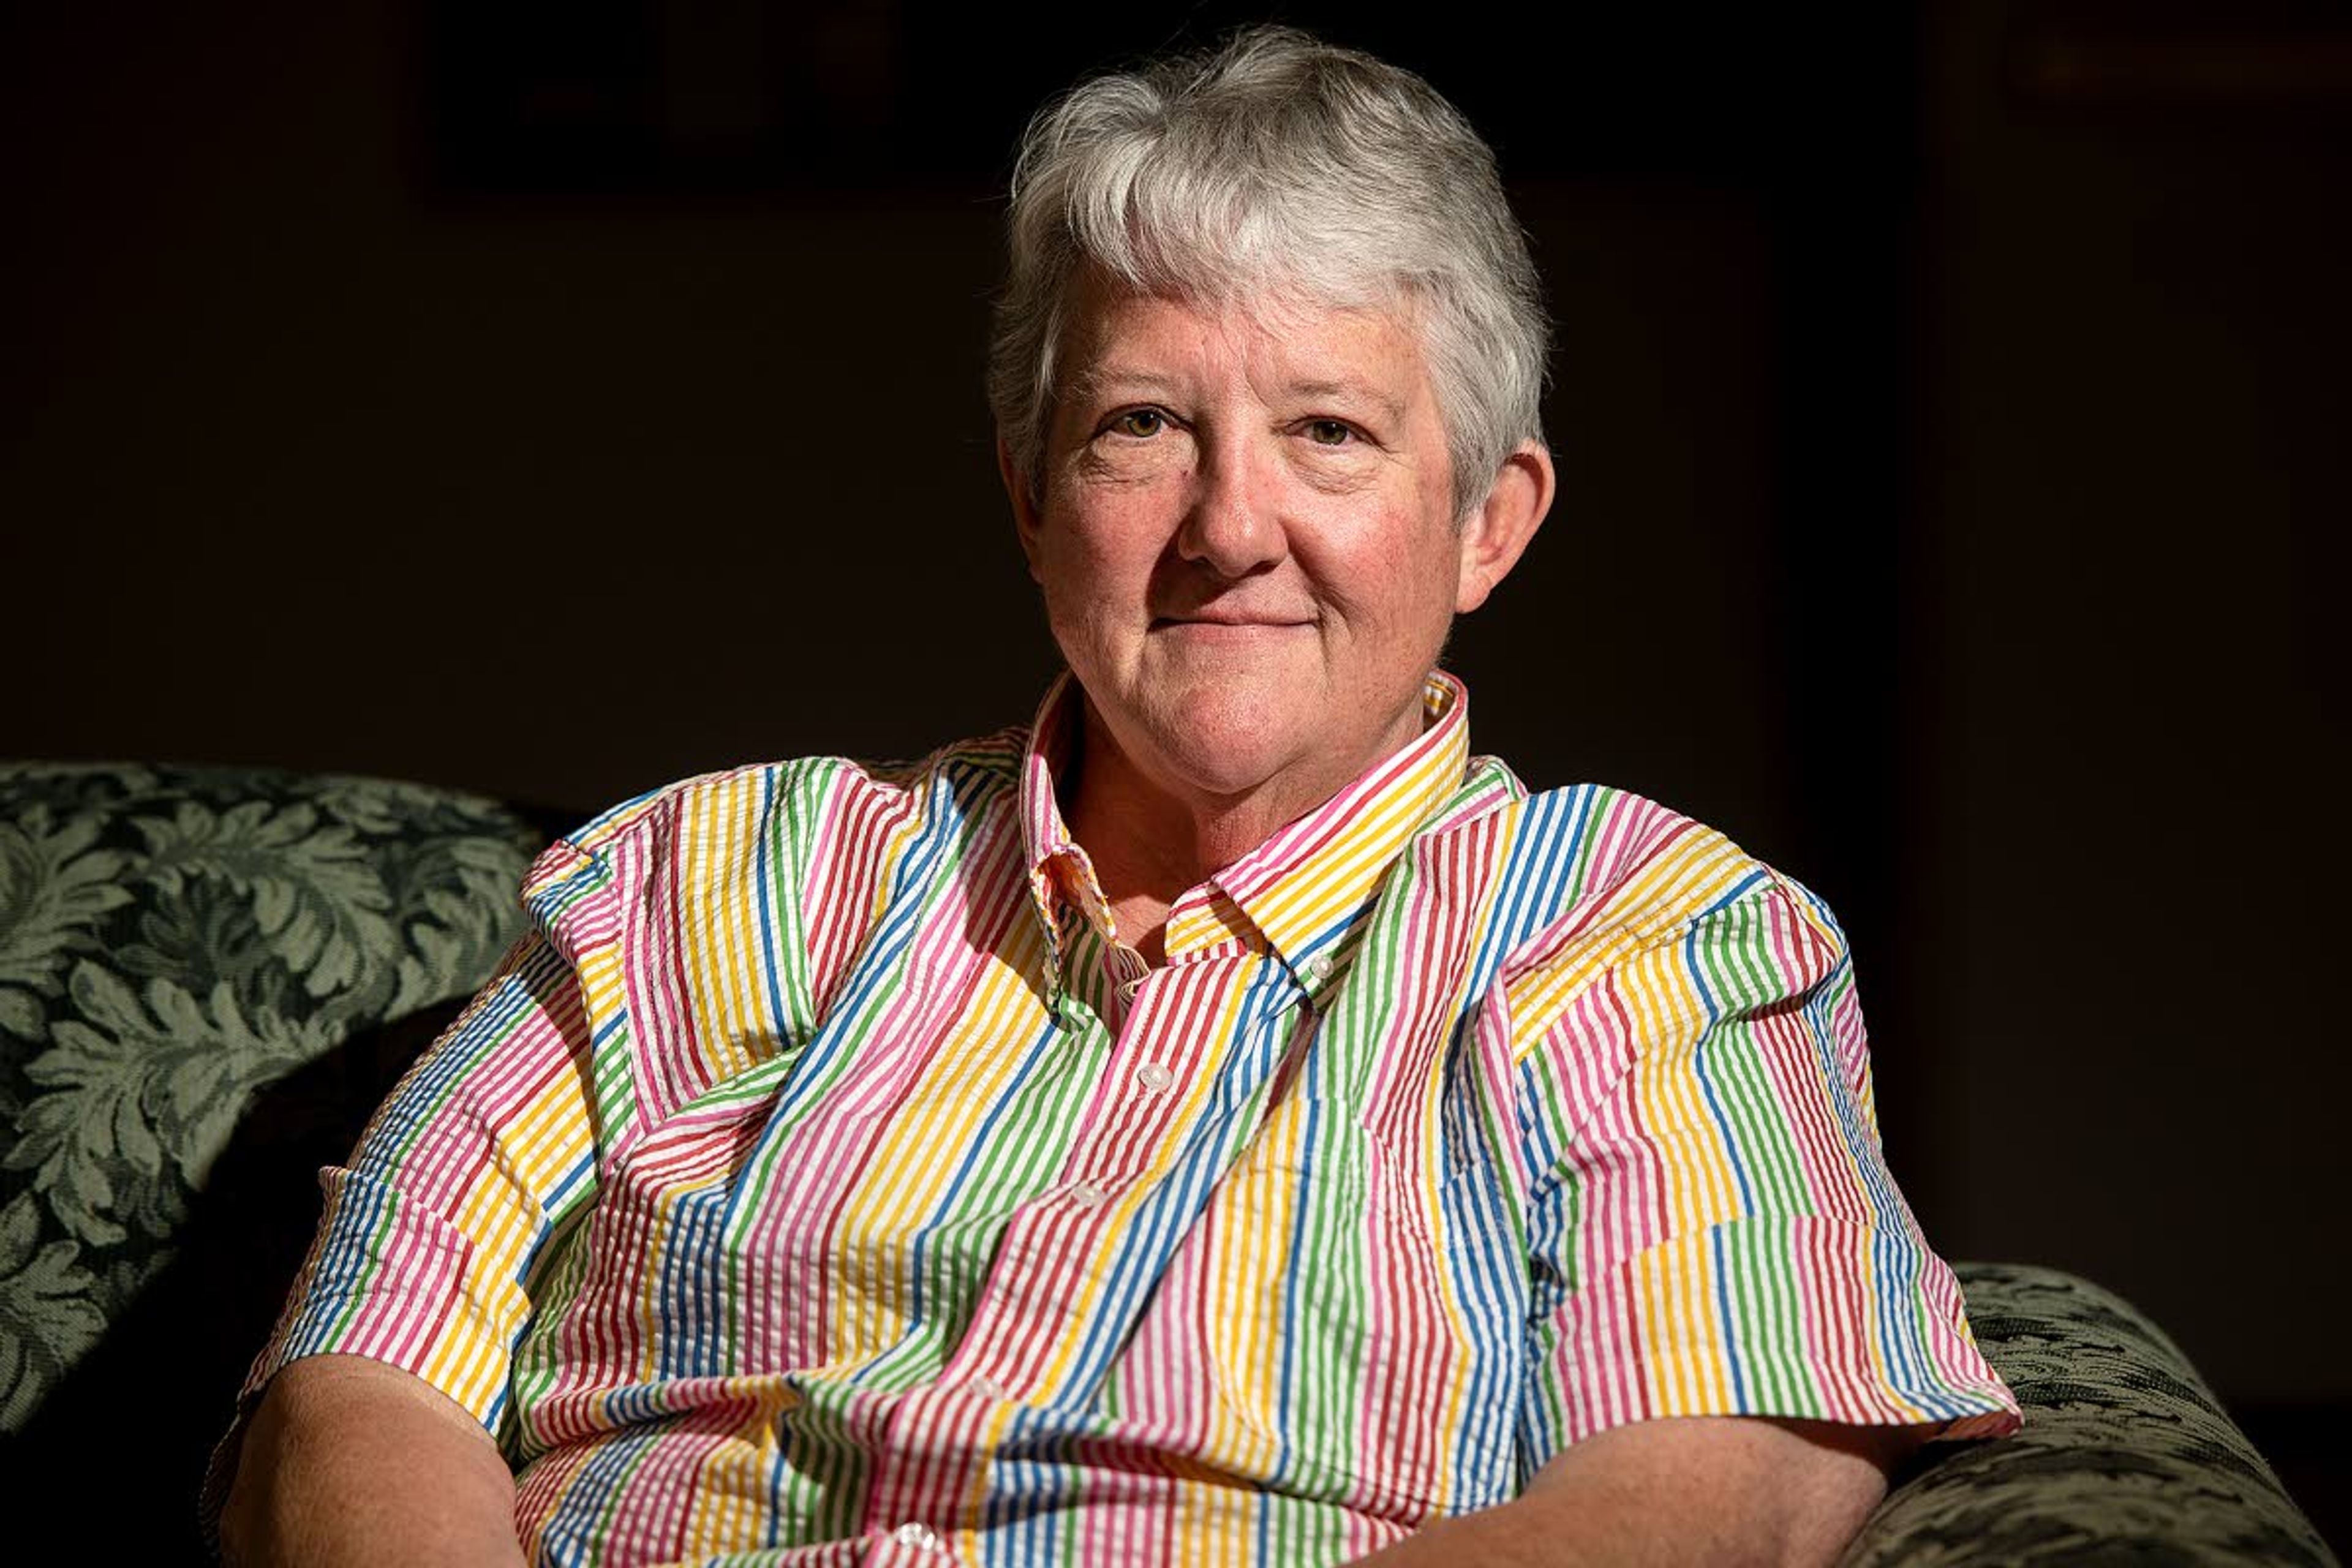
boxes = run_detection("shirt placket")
[945,949,1249,1389]
[845,906,1275,1548]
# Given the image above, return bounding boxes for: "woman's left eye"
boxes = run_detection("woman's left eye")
[1303,420,1354,447]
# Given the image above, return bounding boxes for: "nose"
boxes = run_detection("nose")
[1177,437,1287,580]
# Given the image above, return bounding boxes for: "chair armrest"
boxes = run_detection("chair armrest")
[1842,1263,2334,1566]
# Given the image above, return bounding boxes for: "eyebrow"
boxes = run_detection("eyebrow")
[1065,369,1406,423]
[1063,365,1180,405]
[1287,379,1406,423]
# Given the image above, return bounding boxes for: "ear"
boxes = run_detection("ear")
[1455,440,1555,613]
[998,434,1046,584]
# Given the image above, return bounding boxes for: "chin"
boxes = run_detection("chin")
[1132,682,1311,799]
[1163,741,1299,801]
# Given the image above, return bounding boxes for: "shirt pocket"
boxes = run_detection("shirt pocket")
[1176,1100,1510,1506]
[1207,1063,1526,1509]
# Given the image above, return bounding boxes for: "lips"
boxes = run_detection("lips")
[1150,611,1314,628]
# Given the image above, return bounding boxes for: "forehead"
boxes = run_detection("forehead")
[1054,267,1433,411]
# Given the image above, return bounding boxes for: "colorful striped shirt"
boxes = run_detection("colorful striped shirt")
[232,671,2018,1564]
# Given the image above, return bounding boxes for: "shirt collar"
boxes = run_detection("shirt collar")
[1019,671,1095,981]
[1174,671,1472,971]
[1018,669,1479,984]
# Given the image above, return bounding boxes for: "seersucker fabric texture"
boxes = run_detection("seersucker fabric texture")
[227,673,2018,1564]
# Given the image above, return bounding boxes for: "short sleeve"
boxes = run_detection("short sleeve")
[215,921,603,1454]
[1512,873,2018,1471]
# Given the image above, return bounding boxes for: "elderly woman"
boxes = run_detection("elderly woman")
[217,28,2016,1567]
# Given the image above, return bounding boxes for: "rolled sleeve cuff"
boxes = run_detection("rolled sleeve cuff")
[1528,1215,2022,1459]
[198,1166,529,1536]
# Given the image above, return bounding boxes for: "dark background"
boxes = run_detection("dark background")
[7,0,2347,1543]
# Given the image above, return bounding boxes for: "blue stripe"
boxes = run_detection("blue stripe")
[1264,1085,1322,1493]
[1710,1226,1751,1408]
[1681,919,1757,1217]
[754,767,790,1050]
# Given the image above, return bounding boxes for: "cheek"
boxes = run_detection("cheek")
[1040,532,1135,614]
[1307,514,1455,625]
[1042,492,1169,589]
[1034,525,1147,657]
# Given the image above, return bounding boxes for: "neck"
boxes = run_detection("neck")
[1061,699,1422,960]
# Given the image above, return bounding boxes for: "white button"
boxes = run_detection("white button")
[1136,1061,1174,1092]
[1303,954,1334,981]
[970,1375,1010,1400]
[1067,1181,1108,1209]
[892,1521,943,1551]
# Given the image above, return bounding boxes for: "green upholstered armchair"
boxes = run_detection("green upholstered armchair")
[0,763,2334,1565]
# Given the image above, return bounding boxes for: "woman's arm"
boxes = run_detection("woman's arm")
[1351,1415,1918,1568]
[219,1355,528,1568]
[210,916,605,1563]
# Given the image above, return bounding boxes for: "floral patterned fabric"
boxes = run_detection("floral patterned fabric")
[0,763,548,1433]
[0,763,2333,1562]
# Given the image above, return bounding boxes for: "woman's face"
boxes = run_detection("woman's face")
[1009,271,1537,820]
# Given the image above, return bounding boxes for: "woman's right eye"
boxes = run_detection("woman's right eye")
[1110,409,1165,438]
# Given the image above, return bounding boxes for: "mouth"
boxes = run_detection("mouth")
[1150,612,1314,630]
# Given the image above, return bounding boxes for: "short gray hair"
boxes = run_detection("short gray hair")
[987,26,1550,521]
